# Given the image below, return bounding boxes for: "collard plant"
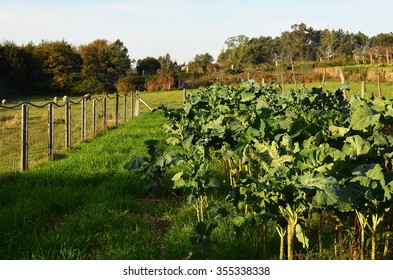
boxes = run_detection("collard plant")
[124,139,178,191]
[154,81,393,259]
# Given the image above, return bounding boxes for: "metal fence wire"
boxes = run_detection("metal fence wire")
[0,92,147,172]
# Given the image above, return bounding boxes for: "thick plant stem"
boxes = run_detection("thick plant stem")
[384,232,390,257]
[361,227,365,260]
[276,226,286,260]
[368,214,383,260]
[318,214,323,257]
[371,232,376,260]
[356,210,368,260]
[287,222,295,260]
[279,205,298,260]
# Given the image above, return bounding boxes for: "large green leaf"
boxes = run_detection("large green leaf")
[295,224,309,249]
[268,141,294,167]
[342,135,371,158]
[329,125,350,138]
[240,91,255,102]
[123,156,147,170]
[298,173,352,211]
[365,164,386,187]
[171,170,184,181]
[297,146,345,173]
[349,104,380,131]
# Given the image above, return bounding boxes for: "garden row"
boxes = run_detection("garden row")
[135,81,393,259]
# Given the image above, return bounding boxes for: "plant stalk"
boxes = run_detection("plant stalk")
[318,214,323,257]
[276,226,286,260]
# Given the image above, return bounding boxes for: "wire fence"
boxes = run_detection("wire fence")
[0,91,149,173]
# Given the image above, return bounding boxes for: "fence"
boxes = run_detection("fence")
[0,91,150,172]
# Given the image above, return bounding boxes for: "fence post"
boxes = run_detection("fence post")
[21,103,29,171]
[378,72,382,98]
[135,91,140,117]
[321,66,326,89]
[64,96,71,149]
[81,96,87,141]
[115,93,119,127]
[183,88,187,102]
[48,102,54,160]
[93,98,97,136]
[103,94,107,129]
[339,68,347,100]
[123,94,127,122]
[131,92,135,119]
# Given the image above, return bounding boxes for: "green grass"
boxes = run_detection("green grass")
[0,110,194,259]
[0,90,185,173]
[0,109,281,260]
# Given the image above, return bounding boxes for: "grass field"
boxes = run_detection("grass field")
[0,109,275,260]
[0,90,186,173]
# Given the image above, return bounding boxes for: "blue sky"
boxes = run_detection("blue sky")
[0,0,392,64]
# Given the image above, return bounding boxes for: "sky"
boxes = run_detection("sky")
[0,0,392,64]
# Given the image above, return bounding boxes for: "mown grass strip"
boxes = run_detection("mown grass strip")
[0,111,185,259]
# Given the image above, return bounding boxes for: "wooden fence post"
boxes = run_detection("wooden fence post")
[64,96,71,149]
[81,96,87,141]
[281,72,285,90]
[321,66,326,89]
[183,88,187,102]
[361,81,365,98]
[48,102,54,160]
[135,91,140,117]
[123,94,127,122]
[378,72,382,98]
[290,57,297,90]
[21,103,29,171]
[115,93,119,127]
[339,68,347,99]
[93,98,97,136]
[103,94,107,129]
[131,92,135,119]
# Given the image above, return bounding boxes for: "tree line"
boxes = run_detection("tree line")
[2,23,393,98]
[218,23,393,70]
[0,39,131,98]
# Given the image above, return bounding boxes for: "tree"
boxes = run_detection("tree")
[246,36,277,64]
[136,57,161,75]
[107,39,132,85]
[188,53,214,73]
[0,41,27,91]
[352,32,370,63]
[280,23,319,62]
[79,39,110,80]
[319,29,339,61]
[79,39,131,92]
[157,53,177,90]
[34,40,82,92]
[371,33,393,64]
[218,35,250,68]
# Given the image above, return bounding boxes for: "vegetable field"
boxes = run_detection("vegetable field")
[135,81,393,260]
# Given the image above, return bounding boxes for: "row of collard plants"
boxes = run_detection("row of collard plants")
[125,80,393,259]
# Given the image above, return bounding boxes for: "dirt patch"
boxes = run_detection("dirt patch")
[151,217,172,234]
[44,212,67,232]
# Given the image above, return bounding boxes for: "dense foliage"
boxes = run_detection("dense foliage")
[146,81,393,259]
[0,39,131,98]
[218,23,393,68]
